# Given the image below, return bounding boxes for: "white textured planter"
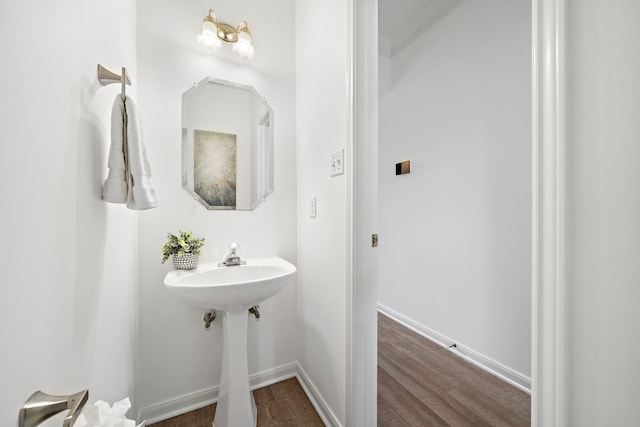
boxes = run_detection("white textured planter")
[172,253,199,270]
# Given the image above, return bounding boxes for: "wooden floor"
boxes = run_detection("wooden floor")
[148,378,323,427]
[150,314,530,426]
[378,312,531,426]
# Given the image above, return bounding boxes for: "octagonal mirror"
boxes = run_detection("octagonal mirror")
[182,77,274,210]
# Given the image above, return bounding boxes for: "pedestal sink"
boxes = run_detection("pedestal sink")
[164,256,296,427]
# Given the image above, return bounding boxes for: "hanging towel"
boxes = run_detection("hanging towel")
[122,95,158,209]
[102,96,128,203]
[102,95,158,210]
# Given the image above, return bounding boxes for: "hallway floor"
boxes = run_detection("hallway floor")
[378,312,531,426]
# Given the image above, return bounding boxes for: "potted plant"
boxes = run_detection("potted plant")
[161,230,205,270]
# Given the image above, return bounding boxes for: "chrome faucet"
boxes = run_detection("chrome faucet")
[19,390,88,427]
[219,242,246,267]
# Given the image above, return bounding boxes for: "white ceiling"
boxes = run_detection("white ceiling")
[378,0,463,56]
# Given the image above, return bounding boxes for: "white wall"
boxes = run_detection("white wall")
[0,1,138,425]
[295,0,351,424]
[566,0,640,424]
[136,0,297,418]
[378,0,532,378]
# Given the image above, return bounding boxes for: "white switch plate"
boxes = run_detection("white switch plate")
[310,196,317,218]
[331,149,344,177]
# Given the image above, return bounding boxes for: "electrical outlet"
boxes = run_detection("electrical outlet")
[310,196,317,218]
[331,149,344,177]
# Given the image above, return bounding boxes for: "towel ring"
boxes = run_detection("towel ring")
[97,64,131,98]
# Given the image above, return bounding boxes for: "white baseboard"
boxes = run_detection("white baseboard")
[295,364,342,427]
[137,362,298,424]
[378,303,531,394]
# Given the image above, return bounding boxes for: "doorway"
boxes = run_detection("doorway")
[376,0,532,420]
[349,0,566,425]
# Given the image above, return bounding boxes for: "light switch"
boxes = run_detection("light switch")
[331,149,344,177]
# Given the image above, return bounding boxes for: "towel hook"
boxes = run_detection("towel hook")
[97,64,131,99]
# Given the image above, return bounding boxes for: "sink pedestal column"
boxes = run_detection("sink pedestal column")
[213,309,256,427]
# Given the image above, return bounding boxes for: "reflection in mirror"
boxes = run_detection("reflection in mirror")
[182,77,274,210]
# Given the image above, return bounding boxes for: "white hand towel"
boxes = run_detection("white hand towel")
[101,96,128,203]
[101,95,158,210]
[123,96,158,210]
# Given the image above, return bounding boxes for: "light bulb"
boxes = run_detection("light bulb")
[198,13,221,49]
[233,31,255,59]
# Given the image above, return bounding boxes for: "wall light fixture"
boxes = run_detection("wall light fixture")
[197,9,255,59]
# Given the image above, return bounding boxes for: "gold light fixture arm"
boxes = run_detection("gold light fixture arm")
[237,21,251,36]
[206,9,217,22]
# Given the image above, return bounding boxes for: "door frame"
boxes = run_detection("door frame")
[531,0,567,425]
[347,0,379,426]
[347,0,567,425]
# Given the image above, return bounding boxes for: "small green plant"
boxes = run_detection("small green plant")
[161,230,205,264]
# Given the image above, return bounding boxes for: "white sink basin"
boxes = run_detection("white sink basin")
[163,255,296,427]
[164,256,296,312]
